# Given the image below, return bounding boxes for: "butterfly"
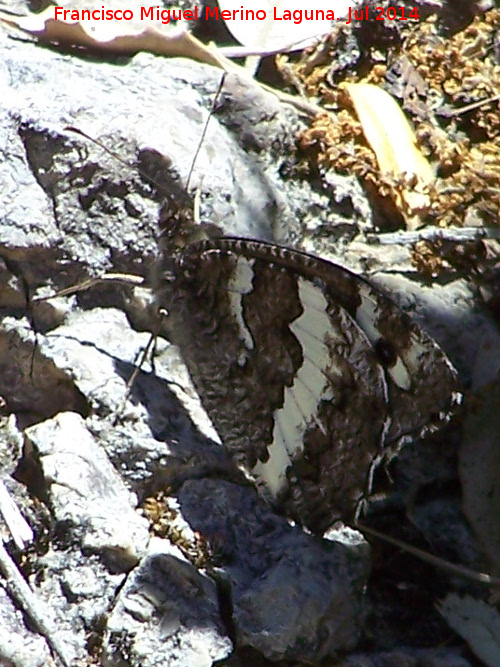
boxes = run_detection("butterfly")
[152,208,462,534]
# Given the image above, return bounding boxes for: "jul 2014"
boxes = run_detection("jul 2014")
[53,5,420,25]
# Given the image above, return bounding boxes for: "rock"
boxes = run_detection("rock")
[0,586,51,667]
[0,2,496,665]
[28,547,127,664]
[176,479,370,663]
[0,13,305,292]
[340,647,473,666]
[459,331,500,575]
[103,537,233,667]
[25,412,150,567]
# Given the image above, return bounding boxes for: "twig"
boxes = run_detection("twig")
[366,226,500,245]
[203,40,323,117]
[357,522,500,587]
[219,40,322,59]
[32,272,145,301]
[439,92,500,117]
[0,480,32,550]
[0,538,74,666]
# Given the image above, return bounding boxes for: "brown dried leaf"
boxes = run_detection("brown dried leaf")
[340,82,434,230]
[0,6,229,69]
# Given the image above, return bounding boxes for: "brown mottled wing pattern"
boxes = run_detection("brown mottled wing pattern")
[155,235,460,533]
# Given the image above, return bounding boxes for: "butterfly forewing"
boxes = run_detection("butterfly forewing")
[155,231,460,532]
[217,239,461,445]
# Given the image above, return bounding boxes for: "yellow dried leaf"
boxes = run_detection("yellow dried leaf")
[341,82,435,229]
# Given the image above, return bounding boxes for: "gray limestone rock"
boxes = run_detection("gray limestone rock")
[0,586,51,667]
[25,412,150,566]
[0,2,497,665]
[103,537,233,667]
[176,478,370,663]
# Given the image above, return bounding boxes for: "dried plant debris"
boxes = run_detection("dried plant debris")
[141,492,215,569]
[414,238,486,280]
[289,9,500,232]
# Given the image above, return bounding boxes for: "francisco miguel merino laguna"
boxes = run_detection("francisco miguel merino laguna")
[53,5,377,25]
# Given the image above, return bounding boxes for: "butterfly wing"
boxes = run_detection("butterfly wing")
[155,236,460,532]
[227,239,462,446]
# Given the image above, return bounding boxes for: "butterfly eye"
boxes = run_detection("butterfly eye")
[373,338,398,368]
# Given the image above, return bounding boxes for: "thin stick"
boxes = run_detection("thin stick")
[366,226,500,245]
[440,92,500,117]
[0,538,73,666]
[32,273,145,301]
[0,480,32,550]
[357,522,500,587]
[185,72,226,193]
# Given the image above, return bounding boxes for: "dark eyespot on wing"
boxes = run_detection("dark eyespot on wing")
[154,233,461,531]
[207,238,460,444]
[374,338,398,368]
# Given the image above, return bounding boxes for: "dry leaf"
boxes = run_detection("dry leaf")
[439,594,500,667]
[341,82,435,229]
[0,6,229,70]
[218,0,348,53]
[0,5,322,118]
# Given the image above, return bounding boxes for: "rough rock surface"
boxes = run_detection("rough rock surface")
[26,412,150,565]
[0,18,371,667]
[103,537,233,667]
[1,3,499,667]
[176,479,369,662]
[0,586,51,667]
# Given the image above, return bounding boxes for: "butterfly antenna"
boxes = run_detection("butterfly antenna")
[113,326,159,425]
[185,72,226,194]
[124,75,225,399]
[63,76,225,412]
[65,126,131,166]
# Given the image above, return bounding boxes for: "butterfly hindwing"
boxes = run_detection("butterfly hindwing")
[155,233,460,532]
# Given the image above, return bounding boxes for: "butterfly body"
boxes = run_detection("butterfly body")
[155,218,461,533]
